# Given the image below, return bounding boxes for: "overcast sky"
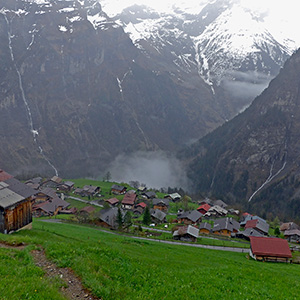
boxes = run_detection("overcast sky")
[100,0,300,46]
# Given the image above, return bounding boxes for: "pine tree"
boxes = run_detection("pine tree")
[124,211,132,231]
[117,207,123,230]
[143,206,151,225]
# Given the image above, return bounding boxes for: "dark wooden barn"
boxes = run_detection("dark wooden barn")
[0,170,36,234]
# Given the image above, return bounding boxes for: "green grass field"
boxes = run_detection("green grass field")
[1,219,300,300]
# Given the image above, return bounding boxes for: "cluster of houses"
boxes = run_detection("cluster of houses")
[0,169,298,262]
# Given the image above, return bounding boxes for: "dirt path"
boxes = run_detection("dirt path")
[31,249,100,300]
[0,241,100,300]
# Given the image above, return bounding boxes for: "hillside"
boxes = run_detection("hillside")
[1,220,300,299]
[0,0,221,178]
[183,48,300,220]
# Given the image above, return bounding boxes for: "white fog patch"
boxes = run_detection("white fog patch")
[107,151,189,190]
[222,70,272,100]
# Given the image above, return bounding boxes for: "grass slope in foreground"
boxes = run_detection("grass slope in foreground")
[1,220,300,300]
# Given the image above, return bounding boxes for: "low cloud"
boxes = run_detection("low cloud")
[222,70,272,100]
[106,151,189,190]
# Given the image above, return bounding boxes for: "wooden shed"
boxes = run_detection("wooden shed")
[0,181,34,234]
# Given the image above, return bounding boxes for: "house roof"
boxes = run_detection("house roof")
[137,202,147,208]
[284,229,300,237]
[4,177,37,199]
[214,199,228,208]
[250,237,292,258]
[122,193,136,205]
[80,206,96,213]
[236,228,264,238]
[197,203,211,212]
[206,205,228,216]
[280,222,300,232]
[106,198,119,205]
[0,176,36,209]
[173,225,199,238]
[213,217,240,232]
[199,222,212,230]
[111,184,126,191]
[63,181,75,187]
[166,193,181,200]
[152,198,169,207]
[0,187,24,209]
[151,209,166,221]
[245,219,269,234]
[142,191,156,199]
[50,176,63,184]
[0,169,13,182]
[178,210,203,223]
[240,215,266,226]
[100,207,125,227]
[39,187,58,199]
[33,197,69,214]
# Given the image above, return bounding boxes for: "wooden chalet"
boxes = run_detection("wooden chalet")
[250,237,292,263]
[106,198,119,207]
[121,192,137,210]
[173,225,199,242]
[42,176,63,189]
[0,171,36,234]
[199,222,212,234]
[59,181,75,192]
[152,198,169,212]
[151,209,166,224]
[99,207,125,229]
[111,184,127,195]
[245,219,269,235]
[32,196,69,217]
[164,193,181,202]
[212,217,240,237]
[197,203,211,215]
[177,210,203,225]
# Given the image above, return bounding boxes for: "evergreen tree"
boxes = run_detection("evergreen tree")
[117,207,123,230]
[124,211,132,230]
[143,206,151,225]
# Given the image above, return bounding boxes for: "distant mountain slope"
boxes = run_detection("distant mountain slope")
[183,48,300,219]
[0,0,221,178]
[114,0,293,118]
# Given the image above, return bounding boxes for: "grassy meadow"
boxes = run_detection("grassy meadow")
[1,219,300,300]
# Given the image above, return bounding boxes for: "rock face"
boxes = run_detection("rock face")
[0,0,220,178]
[115,0,292,118]
[184,49,300,219]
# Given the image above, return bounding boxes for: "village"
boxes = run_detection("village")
[0,168,299,263]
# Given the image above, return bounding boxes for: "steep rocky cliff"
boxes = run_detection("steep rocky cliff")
[184,49,300,219]
[0,0,220,178]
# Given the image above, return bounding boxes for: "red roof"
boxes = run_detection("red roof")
[243,212,252,216]
[197,203,211,212]
[245,219,258,229]
[250,237,292,258]
[137,202,147,208]
[0,169,13,182]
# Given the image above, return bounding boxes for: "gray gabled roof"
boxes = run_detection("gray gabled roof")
[213,217,240,232]
[4,177,37,199]
[199,222,212,230]
[100,207,125,227]
[0,187,24,209]
[178,210,202,222]
[173,225,199,238]
[152,198,169,207]
[151,209,166,221]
